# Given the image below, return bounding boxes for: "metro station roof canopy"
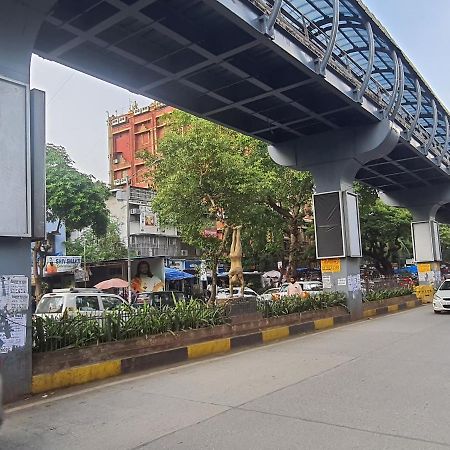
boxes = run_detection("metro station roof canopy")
[34,0,450,193]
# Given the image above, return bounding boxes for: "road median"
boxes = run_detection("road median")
[31,295,421,395]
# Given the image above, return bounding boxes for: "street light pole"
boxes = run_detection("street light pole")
[126,177,132,303]
[83,235,87,288]
[121,160,162,302]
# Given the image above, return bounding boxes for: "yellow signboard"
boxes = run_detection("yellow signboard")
[321,258,341,273]
[414,285,434,303]
[417,263,431,273]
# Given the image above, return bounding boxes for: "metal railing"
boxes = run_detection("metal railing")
[249,0,449,164]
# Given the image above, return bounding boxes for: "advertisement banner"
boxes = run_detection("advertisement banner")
[45,256,82,274]
[167,259,185,271]
[320,258,341,273]
[185,260,202,270]
[140,206,157,231]
[0,275,29,353]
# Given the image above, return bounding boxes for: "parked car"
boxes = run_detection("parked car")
[133,291,186,308]
[35,288,127,317]
[273,281,323,300]
[216,287,260,300]
[433,280,450,313]
[260,287,282,302]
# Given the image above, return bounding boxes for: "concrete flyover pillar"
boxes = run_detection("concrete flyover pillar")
[269,119,399,318]
[0,0,56,402]
[382,185,450,288]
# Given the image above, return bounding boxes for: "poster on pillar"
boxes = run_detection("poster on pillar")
[0,275,28,353]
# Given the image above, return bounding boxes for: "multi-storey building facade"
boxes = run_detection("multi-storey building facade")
[107,104,197,259]
[107,187,198,258]
[107,102,173,188]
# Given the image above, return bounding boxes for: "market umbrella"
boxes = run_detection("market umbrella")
[263,270,281,279]
[95,278,129,290]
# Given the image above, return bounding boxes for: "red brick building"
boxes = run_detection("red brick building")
[108,102,173,188]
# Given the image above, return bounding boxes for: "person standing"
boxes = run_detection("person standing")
[287,276,303,297]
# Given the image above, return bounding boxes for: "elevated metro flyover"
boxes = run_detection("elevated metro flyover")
[0,0,448,400]
[33,0,450,195]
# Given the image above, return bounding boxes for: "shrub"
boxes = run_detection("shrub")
[257,292,346,318]
[363,287,414,302]
[33,300,226,352]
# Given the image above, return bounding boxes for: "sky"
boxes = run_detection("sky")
[30,0,450,182]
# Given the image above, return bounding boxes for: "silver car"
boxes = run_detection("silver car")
[216,287,260,300]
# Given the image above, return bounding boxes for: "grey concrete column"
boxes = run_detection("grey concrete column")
[269,119,400,318]
[0,0,56,402]
[381,186,450,288]
[410,209,442,288]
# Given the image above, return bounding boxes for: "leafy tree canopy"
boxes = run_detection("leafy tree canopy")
[355,183,412,274]
[145,111,316,277]
[146,111,267,254]
[66,218,127,262]
[46,144,109,235]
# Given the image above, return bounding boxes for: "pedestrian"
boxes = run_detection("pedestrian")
[287,275,303,297]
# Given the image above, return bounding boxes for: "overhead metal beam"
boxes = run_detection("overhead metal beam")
[354,21,374,103]
[390,57,404,119]
[438,115,449,165]
[318,0,339,76]
[423,99,438,155]
[406,78,422,141]
[384,51,400,117]
[263,0,283,39]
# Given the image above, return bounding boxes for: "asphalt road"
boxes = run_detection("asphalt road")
[2,305,449,450]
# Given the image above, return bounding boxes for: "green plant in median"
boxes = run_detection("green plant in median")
[363,287,414,302]
[257,292,346,318]
[33,300,228,352]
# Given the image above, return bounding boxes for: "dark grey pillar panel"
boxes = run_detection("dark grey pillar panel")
[0,0,56,402]
[0,238,32,403]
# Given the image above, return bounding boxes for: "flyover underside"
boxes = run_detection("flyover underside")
[357,141,449,192]
[34,0,374,144]
[33,0,450,191]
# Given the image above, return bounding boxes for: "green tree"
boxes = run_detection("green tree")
[34,145,110,299]
[66,218,127,263]
[146,111,266,301]
[355,183,412,274]
[146,111,318,296]
[46,144,109,235]
[258,158,315,277]
[440,224,450,263]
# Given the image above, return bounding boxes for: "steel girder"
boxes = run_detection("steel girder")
[257,0,449,166]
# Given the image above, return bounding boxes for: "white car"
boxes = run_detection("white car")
[35,288,128,317]
[433,281,450,313]
[260,287,281,302]
[275,281,323,299]
[216,287,260,300]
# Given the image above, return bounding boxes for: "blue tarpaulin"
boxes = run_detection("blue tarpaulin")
[164,267,195,281]
[394,265,418,275]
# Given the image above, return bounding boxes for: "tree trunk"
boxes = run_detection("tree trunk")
[287,220,301,278]
[367,252,394,276]
[209,256,218,305]
[379,257,394,276]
